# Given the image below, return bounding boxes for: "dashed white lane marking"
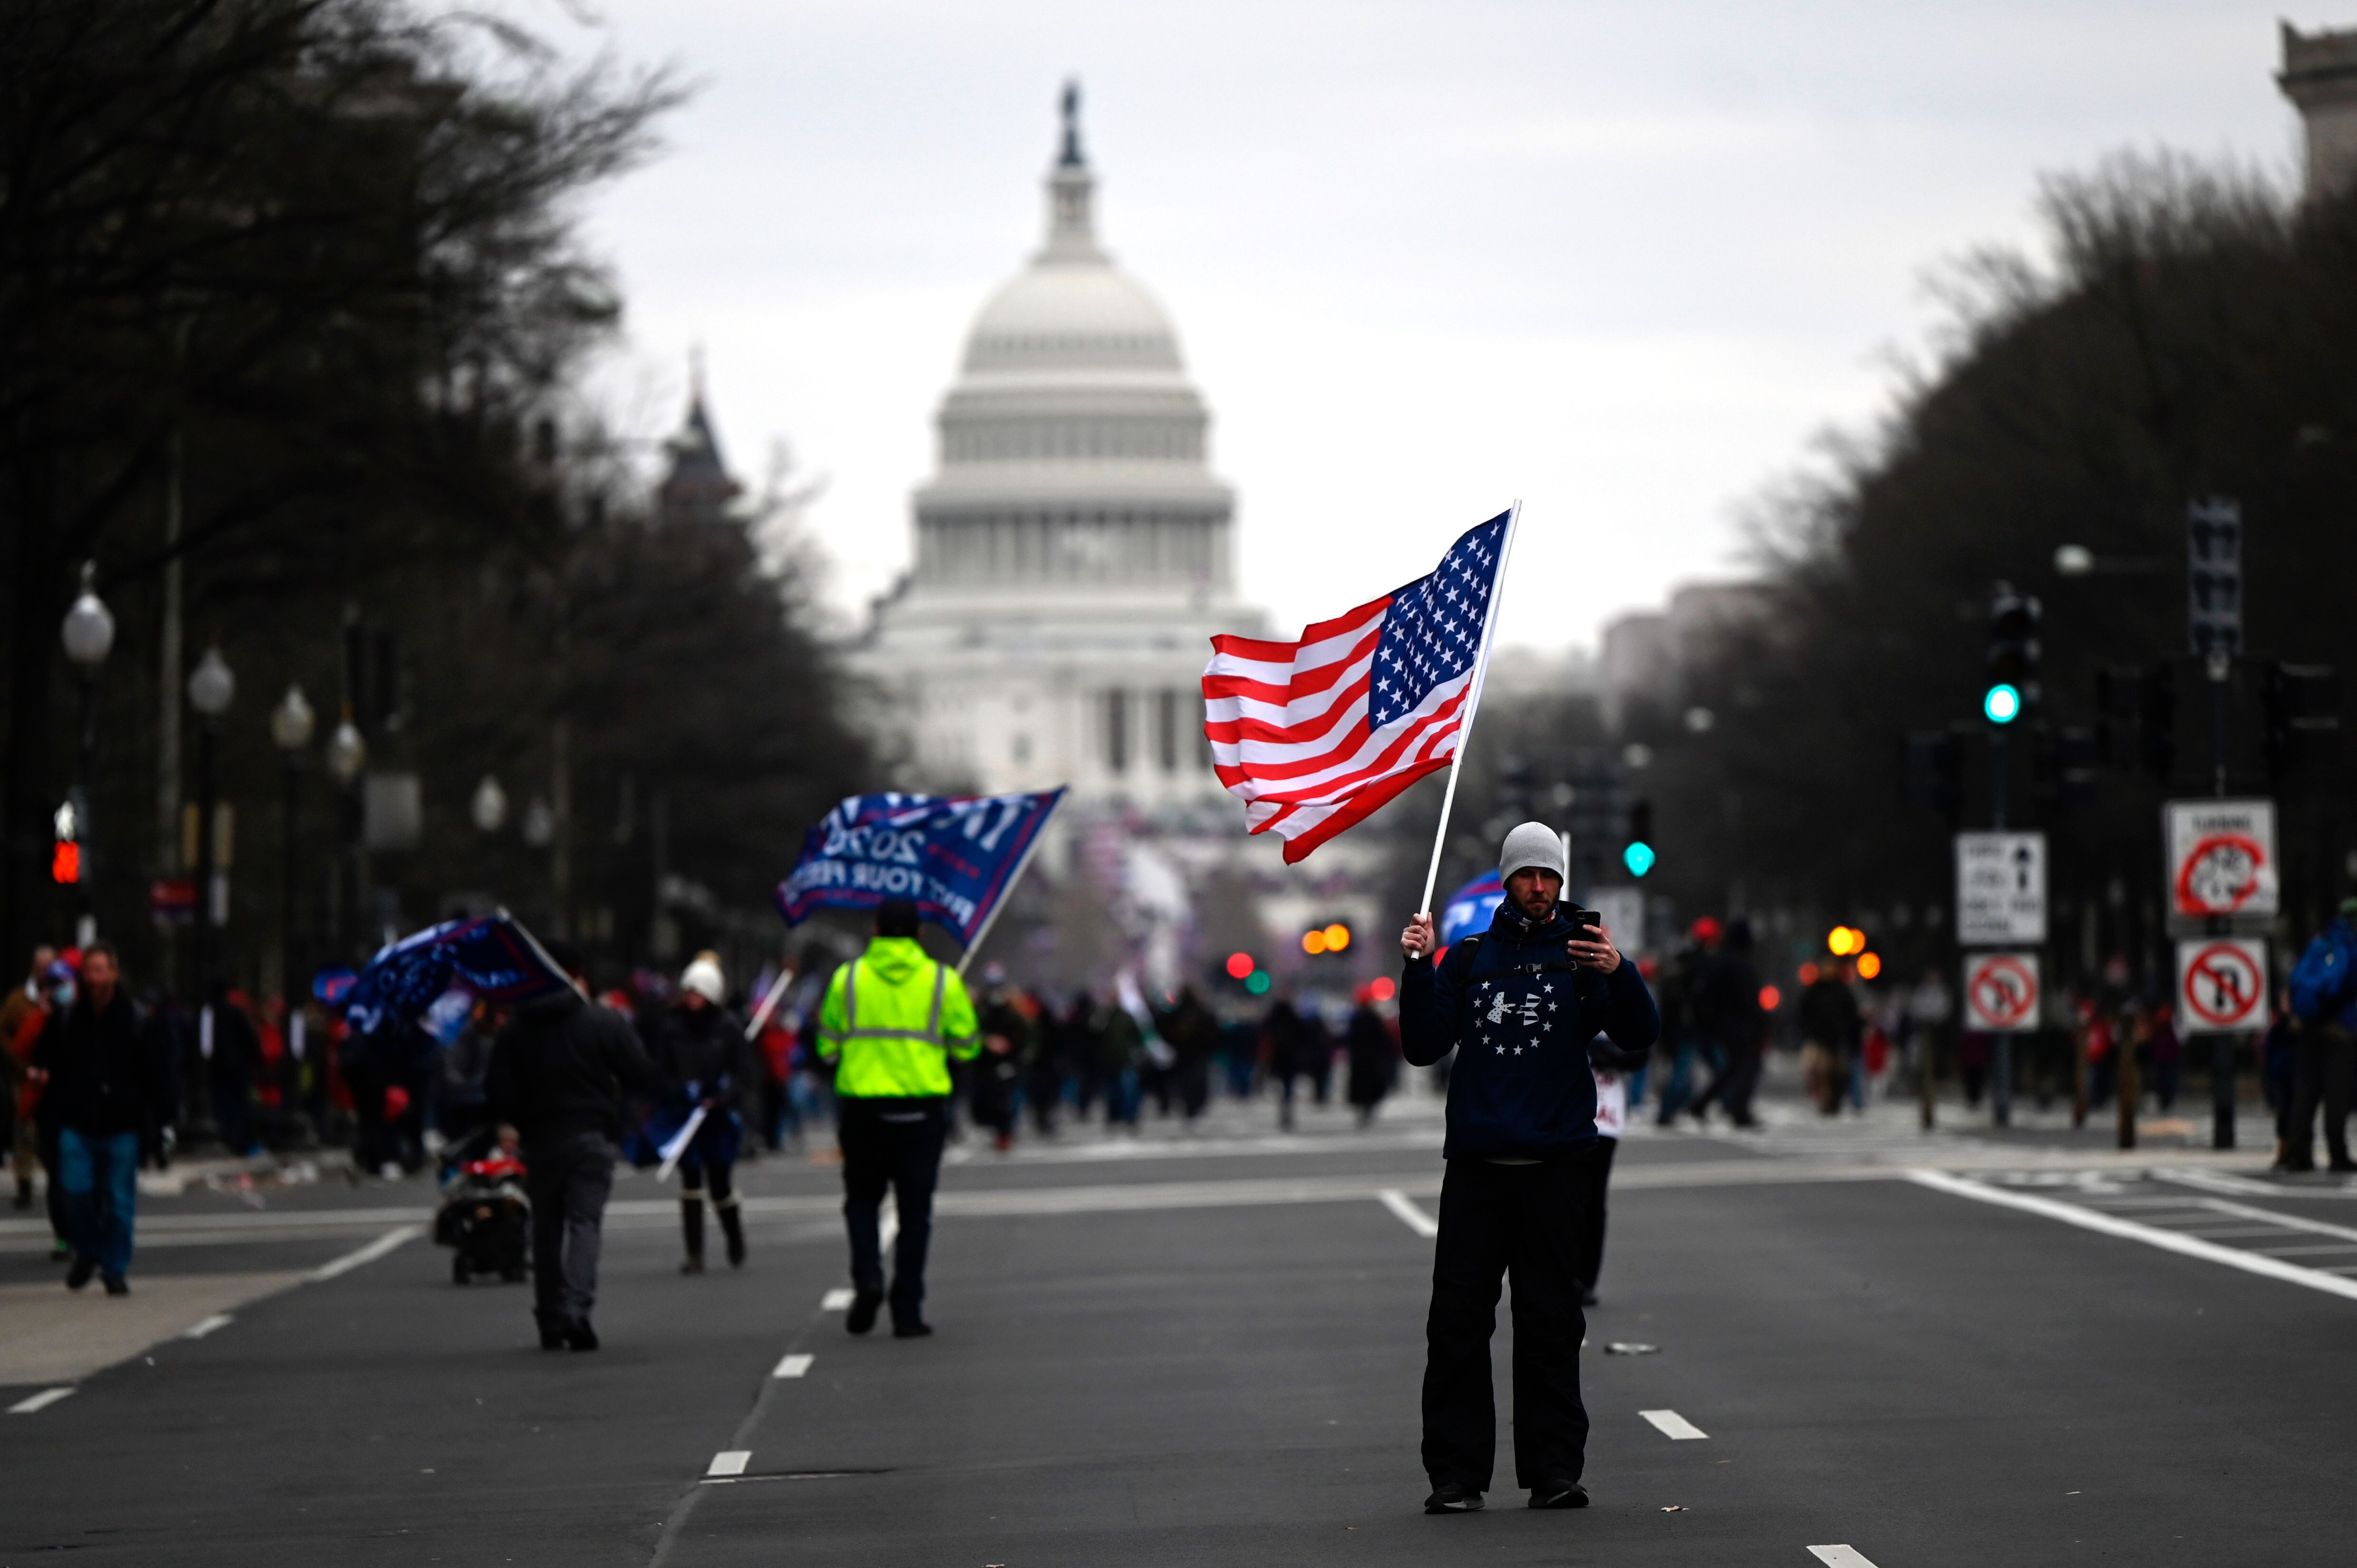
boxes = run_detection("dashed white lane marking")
[1909,1171,2357,1303]
[820,1288,854,1310]
[707,1450,751,1478]
[1808,1548,1881,1567]
[182,1314,234,1339]
[309,1224,425,1282]
[1639,1408,1708,1440]
[8,1387,76,1415]
[1378,1189,1438,1237]
[772,1354,814,1379]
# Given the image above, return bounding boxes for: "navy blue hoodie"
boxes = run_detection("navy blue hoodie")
[1400,902,1659,1161]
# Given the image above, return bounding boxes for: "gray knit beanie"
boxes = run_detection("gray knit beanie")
[1499,821,1567,884]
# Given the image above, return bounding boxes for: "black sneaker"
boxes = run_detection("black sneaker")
[846,1288,883,1336]
[1580,1285,1599,1307]
[102,1275,128,1297]
[1528,1480,1588,1509]
[892,1319,933,1339]
[1423,1481,1484,1513]
[564,1318,600,1352]
[66,1254,96,1291]
[539,1322,567,1351]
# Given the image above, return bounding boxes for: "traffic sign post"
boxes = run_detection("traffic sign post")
[2164,799,2278,926]
[2176,937,2267,1152]
[1955,832,2047,946]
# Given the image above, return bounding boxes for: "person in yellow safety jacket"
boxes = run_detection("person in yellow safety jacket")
[817,899,978,1338]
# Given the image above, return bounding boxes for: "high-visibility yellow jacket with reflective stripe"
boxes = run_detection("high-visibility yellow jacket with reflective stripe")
[816,937,979,1099]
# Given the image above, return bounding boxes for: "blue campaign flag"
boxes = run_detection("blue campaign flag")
[1440,870,1505,947]
[344,913,570,1035]
[776,788,1065,947]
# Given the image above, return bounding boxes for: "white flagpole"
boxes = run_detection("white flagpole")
[653,1104,708,1183]
[955,793,1065,977]
[1417,500,1523,918]
[741,965,795,1042]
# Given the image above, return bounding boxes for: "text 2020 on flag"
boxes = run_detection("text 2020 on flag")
[1201,508,1515,866]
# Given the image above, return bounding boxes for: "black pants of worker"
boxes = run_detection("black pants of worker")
[2285,1026,2356,1171]
[1423,1155,1594,1495]
[1575,1137,1619,1293]
[525,1132,615,1329]
[839,1098,947,1327]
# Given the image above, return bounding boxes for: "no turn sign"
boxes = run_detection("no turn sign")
[2165,799,2279,920]
[2175,938,2268,1033]
[1962,952,2041,1033]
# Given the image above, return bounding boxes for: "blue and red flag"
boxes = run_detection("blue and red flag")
[344,913,570,1035]
[776,788,1064,946]
[1440,869,1506,947]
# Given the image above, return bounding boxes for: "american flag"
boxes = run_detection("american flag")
[1202,510,1513,863]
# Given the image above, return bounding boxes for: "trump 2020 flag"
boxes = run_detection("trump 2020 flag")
[1203,511,1511,862]
[776,788,1064,946]
[1440,870,1506,947]
[344,913,570,1034]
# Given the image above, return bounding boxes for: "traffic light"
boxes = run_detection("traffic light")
[2261,662,2340,780]
[1301,922,1351,956]
[1621,800,1655,878]
[2031,725,2098,812]
[50,799,79,885]
[1984,583,2041,725]
[2094,665,2175,782]
[1904,730,1964,822]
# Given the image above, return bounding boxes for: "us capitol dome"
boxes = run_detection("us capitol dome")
[852,85,1267,820]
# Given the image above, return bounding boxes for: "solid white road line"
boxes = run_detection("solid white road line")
[2182,1196,2357,1247]
[308,1224,425,1282]
[8,1387,76,1415]
[1808,1547,1881,1567]
[182,1314,234,1339]
[707,1450,751,1478]
[1378,1189,1438,1237]
[1639,1408,1708,1440]
[772,1354,814,1379]
[1908,1171,2357,1303]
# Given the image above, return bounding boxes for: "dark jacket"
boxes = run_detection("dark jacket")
[1797,976,1861,1052]
[35,986,158,1138]
[485,990,660,1148]
[655,1002,749,1114]
[1401,903,1659,1161]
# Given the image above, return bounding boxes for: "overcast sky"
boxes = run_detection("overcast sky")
[529,0,2312,652]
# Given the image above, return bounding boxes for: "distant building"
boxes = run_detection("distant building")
[1597,582,1771,729]
[2280,22,2357,202]
[851,85,1265,817]
[655,369,743,529]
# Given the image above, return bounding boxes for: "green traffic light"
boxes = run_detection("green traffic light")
[1983,682,2022,725]
[1623,841,1656,878]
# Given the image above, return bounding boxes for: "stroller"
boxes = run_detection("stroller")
[433,1126,529,1286]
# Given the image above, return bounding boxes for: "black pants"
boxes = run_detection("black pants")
[2286,1027,2355,1170]
[1423,1157,1593,1493]
[525,1132,614,1329]
[839,1098,947,1327]
[1575,1137,1618,1292]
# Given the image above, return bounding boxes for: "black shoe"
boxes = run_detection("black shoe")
[720,1209,746,1268]
[846,1287,883,1336]
[2331,1161,2357,1174]
[1529,1481,1588,1509]
[102,1275,128,1297]
[564,1318,599,1351]
[680,1253,705,1275]
[539,1323,567,1351]
[50,1238,71,1262]
[892,1319,933,1339]
[1580,1285,1599,1307]
[66,1254,96,1291]
[1423,1481,1484,1513]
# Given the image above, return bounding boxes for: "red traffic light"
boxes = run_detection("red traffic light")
[1225,951,1255,980]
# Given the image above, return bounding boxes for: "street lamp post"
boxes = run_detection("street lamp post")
[186,646,237,996]
[271,686,314,1005]
[325,708,366,959]
[59,563,116,932]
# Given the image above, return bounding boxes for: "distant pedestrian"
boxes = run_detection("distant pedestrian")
[485,940,661,1350]
[817,899,979,1338]
[202,981,262,1156]
[1345,998,1398,1128]
[2285,899,2357,1173]
[1798,960,1861,1116]
[1576,1028,1650,1306]
[1263,998,1313,1130]
[31,943,164,1295]
[1687,921,1763,1127]
[4,945,57,1223]
[971,966,1029,1152]
[657,955,751,1274]
[1398,822,1660,1514]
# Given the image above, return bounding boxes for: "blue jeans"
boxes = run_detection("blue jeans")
[59,1128,140,1281]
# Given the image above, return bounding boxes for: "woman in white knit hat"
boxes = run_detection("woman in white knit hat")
[653,954,753,1273]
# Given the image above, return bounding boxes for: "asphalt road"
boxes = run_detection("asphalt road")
[5,1092,2357,1567]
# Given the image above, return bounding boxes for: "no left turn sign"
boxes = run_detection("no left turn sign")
[2175,938,2268,1032]
[1962,952,2041,1033]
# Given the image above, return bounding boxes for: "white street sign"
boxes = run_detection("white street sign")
[2165,799,2278,919]
[1962,952,2041,1033]
[2175,938,2268,1033]
[1589,889,1647,959]
[1955,832,2047,946]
